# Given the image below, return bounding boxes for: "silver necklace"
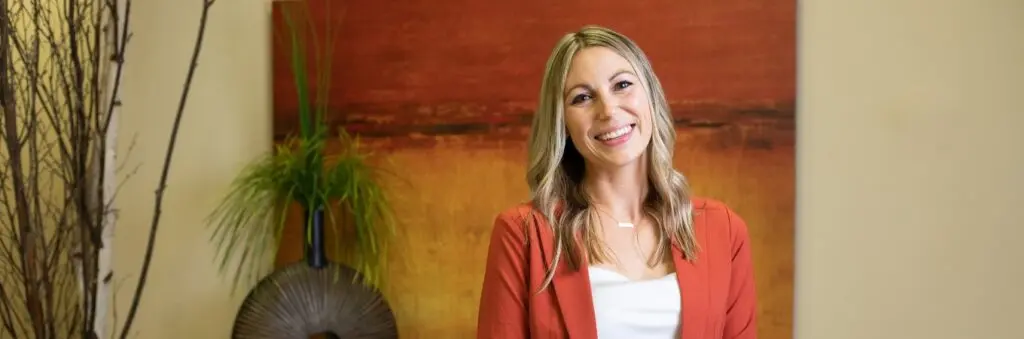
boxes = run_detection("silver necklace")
[593,206,637,228]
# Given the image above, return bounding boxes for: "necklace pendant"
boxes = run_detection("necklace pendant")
[617,222,634,228]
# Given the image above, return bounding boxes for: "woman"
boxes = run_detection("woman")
[476,25,758,339]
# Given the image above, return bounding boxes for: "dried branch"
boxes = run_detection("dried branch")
[116,1,217,337]
[0,0,218,337]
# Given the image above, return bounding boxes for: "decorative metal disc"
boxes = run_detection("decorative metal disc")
[232,262,397,338]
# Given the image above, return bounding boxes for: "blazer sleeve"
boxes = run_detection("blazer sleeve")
[476,211,530,338]
[724,208,759,338]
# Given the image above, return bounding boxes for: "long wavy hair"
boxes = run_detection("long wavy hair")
[526,25,697,290]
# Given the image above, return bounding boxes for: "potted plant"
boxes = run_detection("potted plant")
[205,1,398,337]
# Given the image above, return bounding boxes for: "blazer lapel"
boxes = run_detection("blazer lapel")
[673,211,709,339]
[553,262,597,338]
[537,223,598,338]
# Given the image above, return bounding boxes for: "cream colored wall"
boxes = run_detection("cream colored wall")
[110,0,1022,339]
[797,1,1024,338]
[111,0,272,338]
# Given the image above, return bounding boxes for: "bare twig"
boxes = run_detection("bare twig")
[116,1,218,338]
[1,0,218,337]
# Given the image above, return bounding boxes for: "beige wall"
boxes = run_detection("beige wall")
[110,1,1022,339]
[111,1,273,338]
[796,1,1024,338]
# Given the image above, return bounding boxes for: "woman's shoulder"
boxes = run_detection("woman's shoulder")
[691,196,740,217]
[490,202,548,242]
[690,196,751,239]
[493,201,544,224]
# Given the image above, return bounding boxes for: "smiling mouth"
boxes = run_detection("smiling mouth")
[595,123,636,141]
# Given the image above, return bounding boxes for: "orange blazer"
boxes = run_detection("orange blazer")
[476,197,758,339]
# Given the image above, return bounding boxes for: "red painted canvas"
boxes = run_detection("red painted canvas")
[271,1,795,338]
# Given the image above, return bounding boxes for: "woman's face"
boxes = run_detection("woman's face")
[562,46,654,170]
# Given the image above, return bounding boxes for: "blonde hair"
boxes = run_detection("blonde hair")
[526,25,697,289]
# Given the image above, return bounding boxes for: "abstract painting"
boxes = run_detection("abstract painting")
[271,1,795,338]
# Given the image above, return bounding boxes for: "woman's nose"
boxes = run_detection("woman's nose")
[595,95,617,120]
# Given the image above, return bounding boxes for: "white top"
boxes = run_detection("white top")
[588,266,682,339]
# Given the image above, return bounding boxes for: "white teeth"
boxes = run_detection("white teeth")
[596,125,633,141]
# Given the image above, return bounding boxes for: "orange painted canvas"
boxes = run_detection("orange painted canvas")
[270,1,795,338]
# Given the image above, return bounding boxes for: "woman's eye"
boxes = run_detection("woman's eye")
[570,94,591,105]
[615,80,633,90]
